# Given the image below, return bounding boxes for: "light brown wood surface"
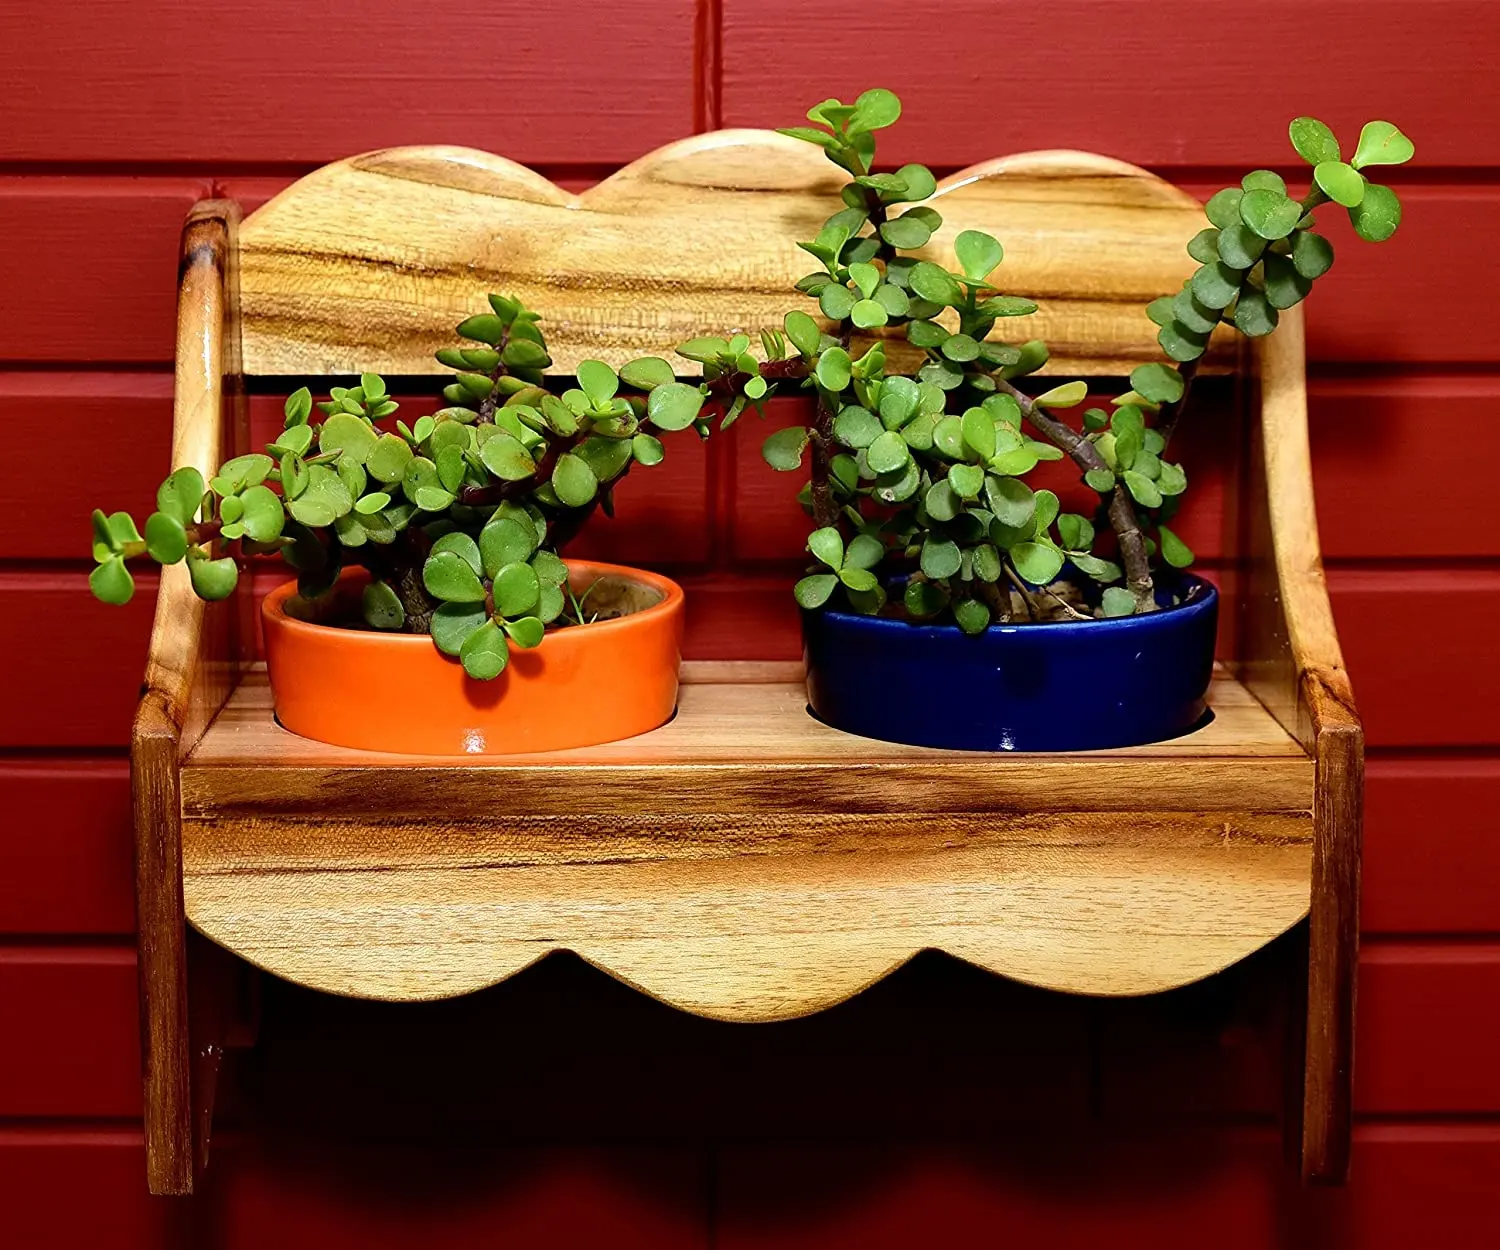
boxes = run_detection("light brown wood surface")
[133,131,1365,1188]
[1242,307,1364,1183]
[132,202,251,1196]
[179,661,1313,1009]
[238,136,1229,378]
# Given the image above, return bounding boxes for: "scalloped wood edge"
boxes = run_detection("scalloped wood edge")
[237,133,1233,378]
[134,136,1361,1193]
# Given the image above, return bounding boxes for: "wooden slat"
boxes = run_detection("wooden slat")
[174,664,1312,1008]
[1364,759,1500,933]
[0,949,141,1117]
[721,0,1500,168]
[0,374,172,556]
[236,141,1213,378]
[0,179,208,363]
[1331,569,1500,748]
[184,665,1311,806]
[0,762,135,935]
[1357,943,1500,1111]
[0,0,696,165]
[0,574,157,748]
[0,1132,174,1249]
[1310,371,1500,557]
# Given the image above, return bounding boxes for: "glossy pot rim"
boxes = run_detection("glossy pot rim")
[810,572,1217,637]
[262,559,685,649]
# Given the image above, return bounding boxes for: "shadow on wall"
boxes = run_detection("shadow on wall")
[169,933,1362,1249]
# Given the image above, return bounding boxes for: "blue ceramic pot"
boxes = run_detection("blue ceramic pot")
[802,575,1218,752]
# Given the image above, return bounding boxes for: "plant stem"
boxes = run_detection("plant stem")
[808,397,838,529]
[995,376,1156,612]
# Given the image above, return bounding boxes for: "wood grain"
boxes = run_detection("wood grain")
[183,663,1313,817]
[176,661,1313,1009]
[236,139,1217,378]
[131,201,248,1196]
[182,807,1312,1011]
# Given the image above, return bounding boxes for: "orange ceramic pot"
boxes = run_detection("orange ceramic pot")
[261,561,684,755]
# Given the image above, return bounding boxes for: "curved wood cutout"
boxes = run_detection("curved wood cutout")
[238,133,1220,377]
[183,807,1312,1016]
[180,664,1314,1014]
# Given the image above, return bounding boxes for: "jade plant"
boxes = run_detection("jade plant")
[88,296,709,677]
[690,90,1412,625]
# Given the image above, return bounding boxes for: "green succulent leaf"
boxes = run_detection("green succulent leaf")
[460,619,510,680]
[953,229,1004,282]
[431,530,482,576]
[1348,183,1402,242]
[493,562,541,617]
[833,405,881,449]
[1291,230,1335,279]
[89,555,134,605]
[1011,541,1064,586]
[1241,169,1287,196]
[1351,120,1415,170]
[648,381,706,432]
[1130,362,1186,405]
[815,347,852,393]
[284,387,313,426]
[551,453,597,507]
[361,580,406,631]
[1234,288,1280,336]
[762,425,811,471]
[1123,470,1163,508]
[576,360,619,407]
[794,573,839,610]
[808,526,844,571]
[879,215,933,249]
[1289,116,1341,165]
[366,434,414,484]
[1085,467,1116,493]
[156,467,205,527]
[431,601,490,656]
[619,356,676,390]
[318,412,378,465]
[1314,160,1366,208]
[1159,525,1195,568]
[456,313,505,345]
[1204,188,1244,229]
[844,533,885,571]
[1031,381,1087,410]
[953,598,990,635]
[904,579,949,618]
[819,284,855,321]
[1240,189,1302,240]
[866,429,910,474]
[908,262,963,307]
[783,311,822,357]
[1191,262,1243,310]
[143,511,188,564]
[1102,587,1137,617]
[504,616,546,649]
[471,433,532,483]
[187,552,238,601]
[423,550,486,603]
[921,536,962,580]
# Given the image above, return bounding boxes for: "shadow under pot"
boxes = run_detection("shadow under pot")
[260,561,685,755]
[802,574,1219,752]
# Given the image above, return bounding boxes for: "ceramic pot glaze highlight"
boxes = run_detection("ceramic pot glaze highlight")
[803,576,1218,752]
[261,561,684,755]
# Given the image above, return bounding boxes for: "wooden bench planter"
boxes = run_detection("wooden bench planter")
[133,133,1361,1194]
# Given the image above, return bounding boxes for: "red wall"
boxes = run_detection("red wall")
[3,1,1499,1244]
